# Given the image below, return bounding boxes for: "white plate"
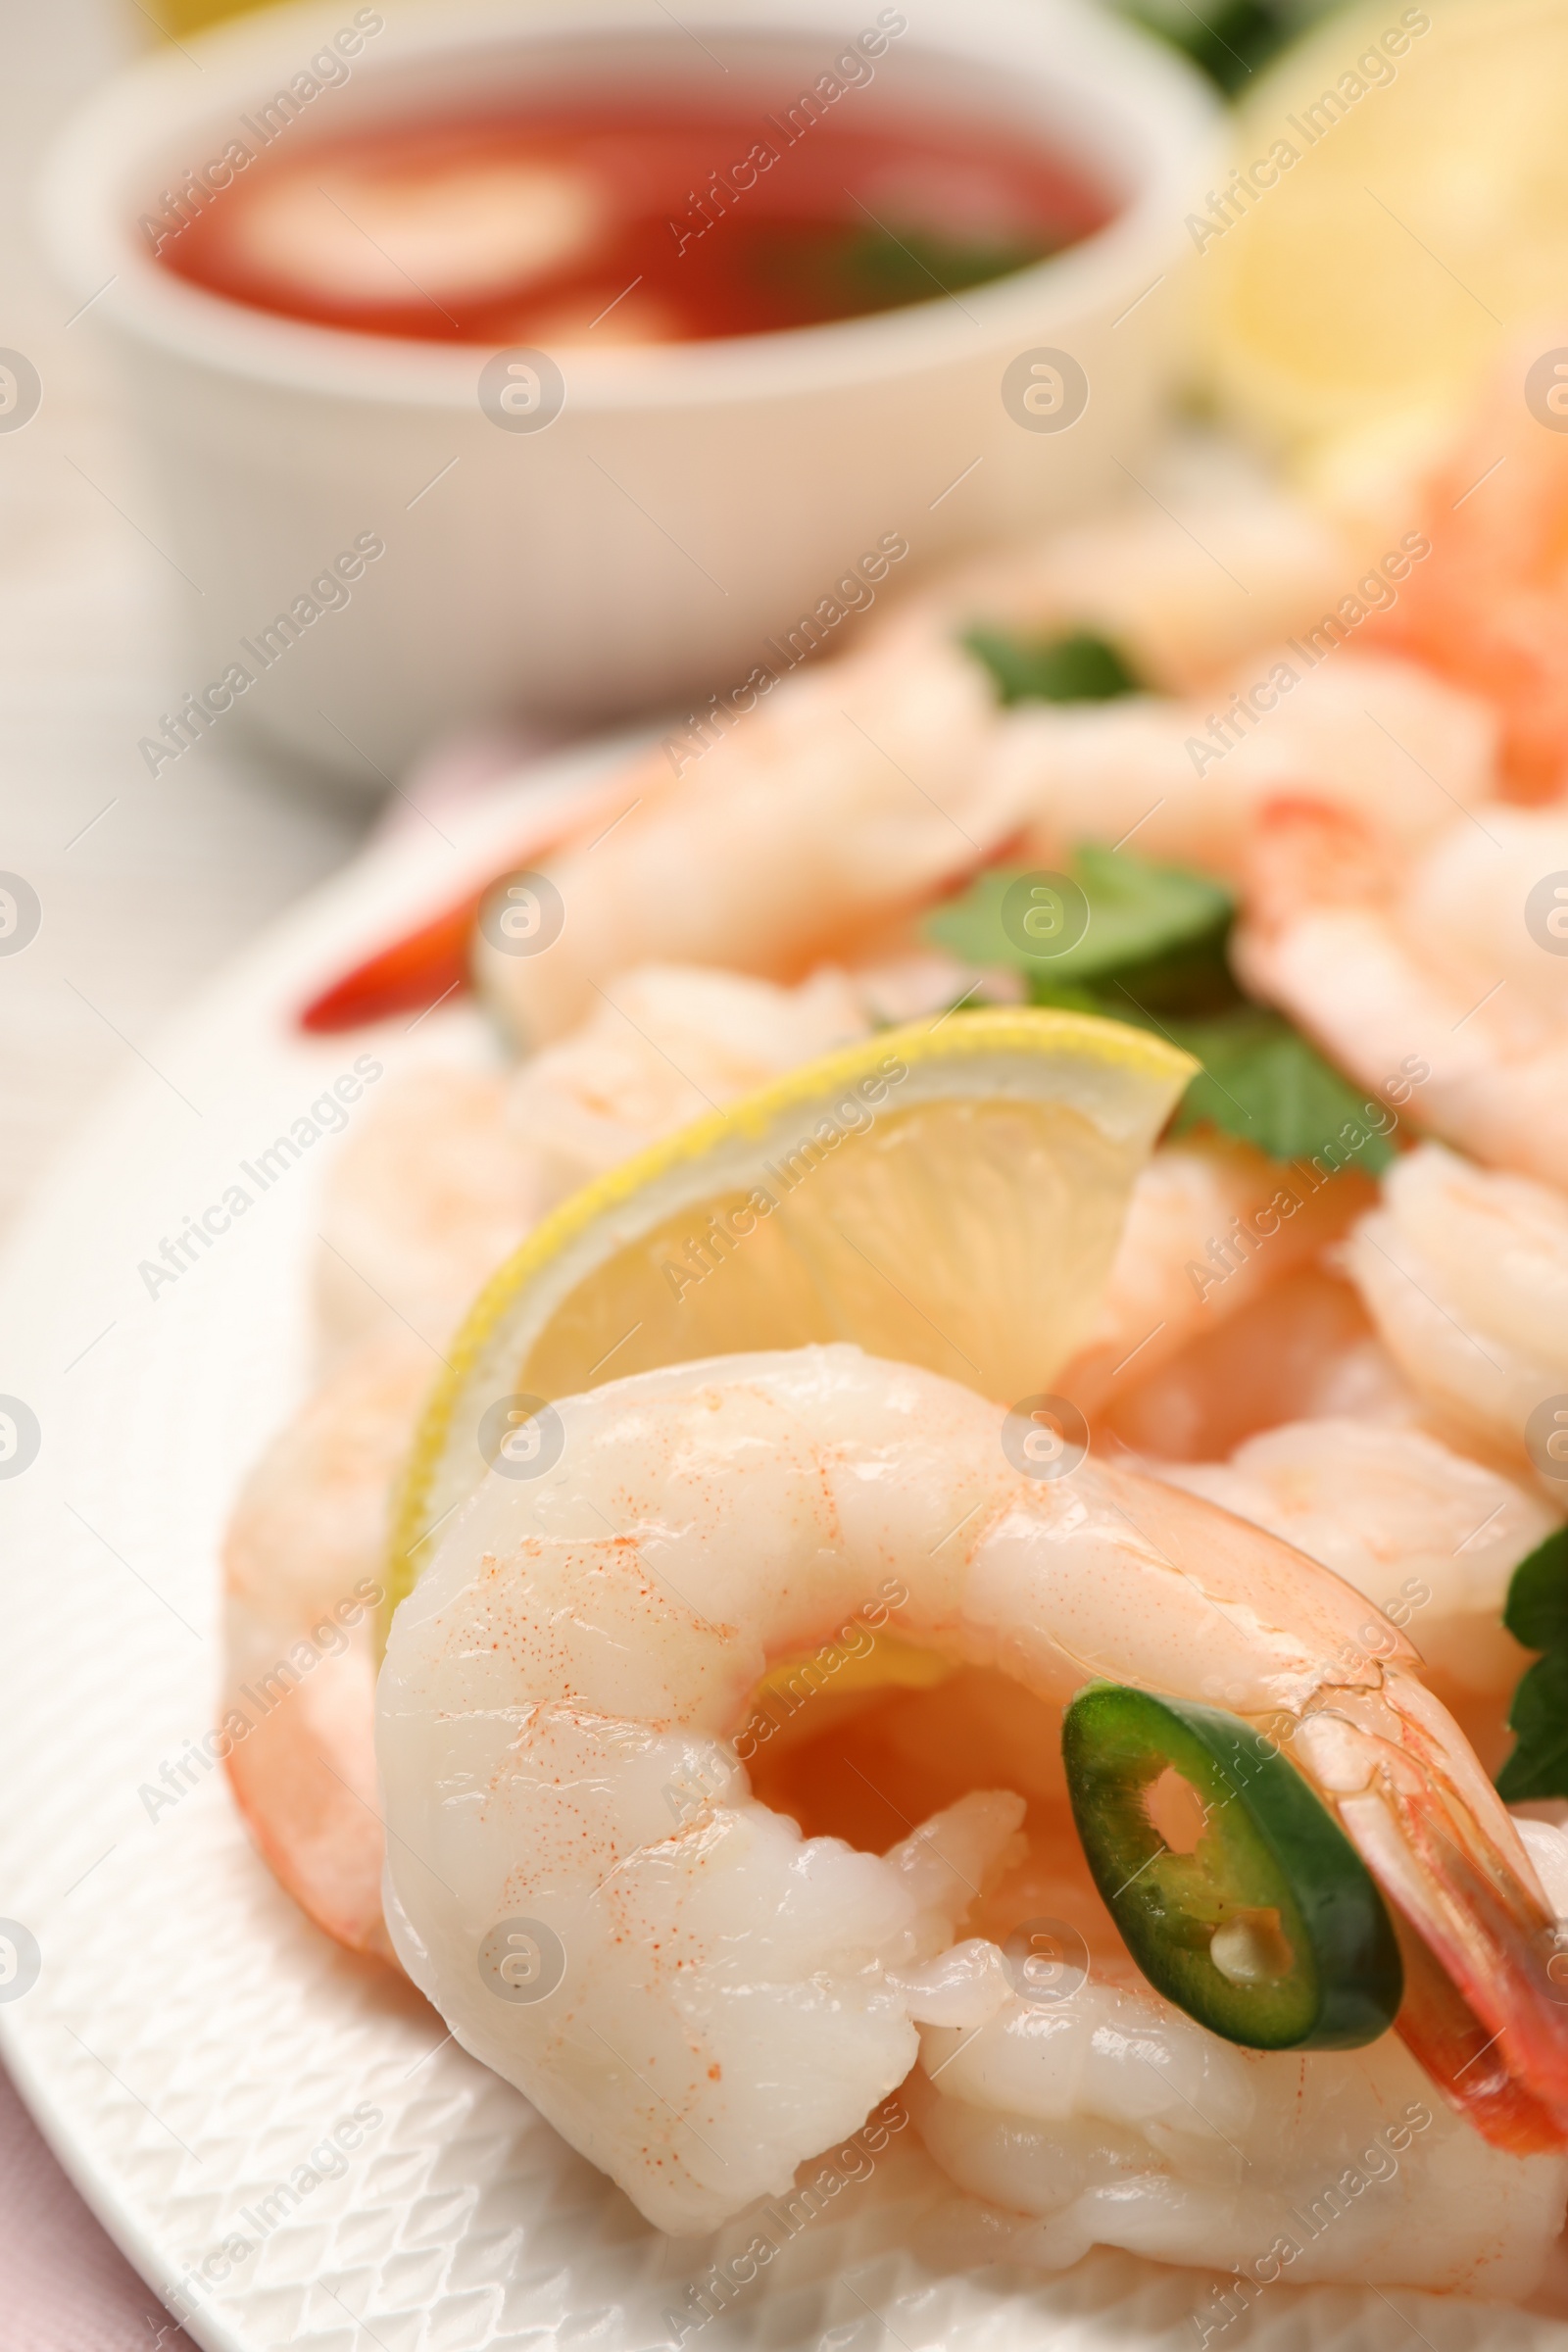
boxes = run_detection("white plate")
[0,739,1561,2352]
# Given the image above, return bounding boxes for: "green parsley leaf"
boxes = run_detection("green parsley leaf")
[1494,1532,1568,1801]
[1496,1648,1568,1805]
[1504,1527,1568,1654]
[1163,1008,1397,1175]
[1016,978,1107,1017]
[962,627,1142,708]
[927,847,1233,994]
[926,846,1397,1173]
[1069,846,1236,995]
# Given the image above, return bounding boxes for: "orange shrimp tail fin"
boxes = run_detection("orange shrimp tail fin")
[1332,1670,1568,2146]
[299,892,481,1032]
[296,760,656,1032]
[1394,1912,1568,2156]
[224,1665,397,1967]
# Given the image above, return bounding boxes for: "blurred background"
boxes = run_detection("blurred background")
[1,3,362,1236]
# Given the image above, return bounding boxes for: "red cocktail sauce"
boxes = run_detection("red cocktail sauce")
[153,83,1112,344]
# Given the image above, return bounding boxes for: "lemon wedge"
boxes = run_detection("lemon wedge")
[387,1008,1194,1614]
[1204,0,1568,449]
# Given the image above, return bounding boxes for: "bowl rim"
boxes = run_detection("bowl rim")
[38,0,1221,414]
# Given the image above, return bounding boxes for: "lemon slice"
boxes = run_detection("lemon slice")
[1204,0,1568,448]
[387,1008,1194,1613]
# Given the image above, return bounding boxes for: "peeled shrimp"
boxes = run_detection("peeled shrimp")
[318,962,874,1356]
[244,1138,1385,1961]
[507,961,870,1202]
[1343,1139,1568,1482]
[222,1332,432,1960]
[1057,1133,1418,1468]
[1237,805,1568,1191]
[316,1062,546,1364]
[990,649,1497,884]
[1059,1134,1376,1418]
[268,966,897,1923]
[761,1658,1568,2299]
[376,1344,1568,2247]
[1159,1419,1555,1699]
[1371,336,1568,800]
[473,635,1020,1046]
[1099,1261,1417,1466]
[868,453,1368,699]
[913,1976,1564,2300]
[261,1128,1361,1958]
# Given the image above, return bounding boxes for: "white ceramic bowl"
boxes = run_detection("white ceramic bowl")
[40,0,1219,787]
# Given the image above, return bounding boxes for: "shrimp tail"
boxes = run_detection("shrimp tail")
[300,889,482,1031]
[1299,1669,1568,2151]
[296,761,644,1032]
[1389,1885,1568,2157]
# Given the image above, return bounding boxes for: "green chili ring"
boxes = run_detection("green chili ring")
[1062,1683,1402,2050]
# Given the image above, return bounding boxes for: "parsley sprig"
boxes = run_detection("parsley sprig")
[962,627,1141,708]
[1494,1530,1568,1804]
[926,846,1396,1172]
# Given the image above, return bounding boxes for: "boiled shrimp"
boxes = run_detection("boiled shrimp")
[222,1331,432,1960]
[757,1652,1568,2297]
[253,1135,1385,1958]
[255,1131,1365,1959]
[1096,1261,1417,1466]
[472,634,1019,1046]
[1370,335,1568,800]
[911,1969,1564,2299]
[989,648,1498,884]
[1157,1418,1555,1789]
[864,456,1363,697]
[1058,1134,1377,1420]
[1343,1139,1568,1484]
[1237,804,1568,1191]
[310,452,1498,1038]
[505,960,870,1203]
[316,1062,544,1364]
[317,962,876,1356]
[318,464,1366,1034]
[308,454,1498,1054]
[1057,1133,1417,1469]
[376,1343,1568,2251]
[257,964,899,1925]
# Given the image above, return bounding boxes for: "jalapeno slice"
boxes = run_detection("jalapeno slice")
[1062,1683,1402,2050]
